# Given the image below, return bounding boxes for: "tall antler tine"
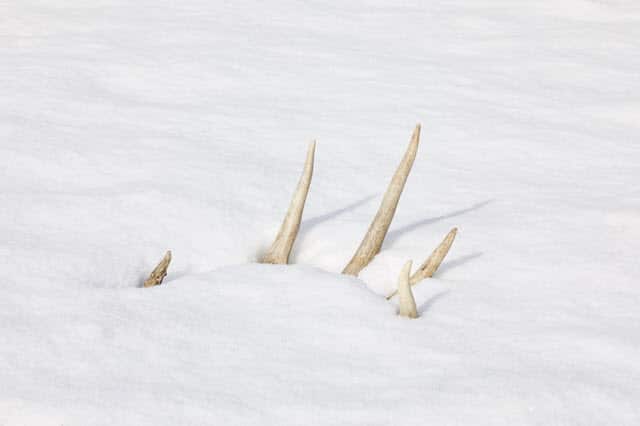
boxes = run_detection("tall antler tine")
[342,124,421,276]
[144,250,172,288]
[261,141,316,264]
[398,260,418,318]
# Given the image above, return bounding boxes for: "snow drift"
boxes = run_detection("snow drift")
[1,0,639,424]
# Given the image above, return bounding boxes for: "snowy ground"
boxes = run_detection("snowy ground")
[2,0,640,424]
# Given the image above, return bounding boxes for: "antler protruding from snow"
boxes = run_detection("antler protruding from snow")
[397,260,418,318]
[144,250,172,288]
[342,124,421,276]
[386,228,457,300]
[141,124,457,320]
[410,227,457,284]
[261,141,316,264]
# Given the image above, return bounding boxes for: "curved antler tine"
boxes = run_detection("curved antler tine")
[342,124,421,276]
[144,250,172,288]
[261,141,316,264]
[397,260,418,318]
[410,227,457,284]
[386,228,457,300]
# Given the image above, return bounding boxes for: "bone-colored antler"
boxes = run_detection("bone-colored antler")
[144,124,459,322]
[261,141,316,264]
[386,227,457,300]
[342,124,421,276]
[410,227,457,284]
[144,250,172,288]
[397,260,418,318]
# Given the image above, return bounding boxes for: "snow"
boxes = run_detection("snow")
[1,0,640,424]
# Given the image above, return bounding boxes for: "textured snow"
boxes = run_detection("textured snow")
[1,0,640,424]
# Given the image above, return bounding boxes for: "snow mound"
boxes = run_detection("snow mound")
[2,0,640,424]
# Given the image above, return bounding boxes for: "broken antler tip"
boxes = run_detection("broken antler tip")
[143,250,172,288]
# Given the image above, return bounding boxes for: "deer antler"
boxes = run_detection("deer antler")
[145,125,459,321]
[144,250,172,287]
[386,227,457,300]
[410,227,457,284]
[261,141,316,264]
[342,124,421,276]
[397,260,418,318]
[340,124,458,296]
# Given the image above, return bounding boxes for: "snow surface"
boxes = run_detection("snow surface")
[2,0,640,424]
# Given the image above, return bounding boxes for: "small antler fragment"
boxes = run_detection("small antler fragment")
[144,250,172,288]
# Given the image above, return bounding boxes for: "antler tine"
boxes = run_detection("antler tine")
[386,228,457,300]
[144,250,172,288]
[261,141,316,264]
[397,260,418,318]
[342,124,421,276]
[410,227,457,284]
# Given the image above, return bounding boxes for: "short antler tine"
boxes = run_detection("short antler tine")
[397,260,418,318]
[386,228,457,300]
